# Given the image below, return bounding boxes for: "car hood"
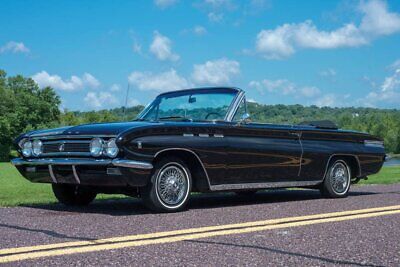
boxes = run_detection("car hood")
[25,121,157,138]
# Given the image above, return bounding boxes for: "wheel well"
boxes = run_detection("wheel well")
[153,150,210,192]
[328,155,360,178]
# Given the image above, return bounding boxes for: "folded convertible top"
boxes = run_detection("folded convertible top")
[298,120,338,130]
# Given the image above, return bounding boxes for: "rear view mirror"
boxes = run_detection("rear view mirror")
[188,96,196,103]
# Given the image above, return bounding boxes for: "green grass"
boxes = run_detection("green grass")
[358,165,400,185]
[0,163,399,207]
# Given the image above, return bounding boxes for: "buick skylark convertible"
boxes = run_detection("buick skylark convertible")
[12,87,386,212]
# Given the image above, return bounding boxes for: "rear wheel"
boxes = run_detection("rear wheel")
[320,159,351,198]
[52,184,97,206]
[141,157,192,212]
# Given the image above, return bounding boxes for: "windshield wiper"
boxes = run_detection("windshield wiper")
[158,116,192,121]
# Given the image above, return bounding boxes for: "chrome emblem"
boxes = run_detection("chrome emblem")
[59,143,65,152]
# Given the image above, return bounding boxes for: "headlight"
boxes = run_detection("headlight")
[21,141,32,157]
[105,138,119,158]
[18,138,27,149]
[32,140,43,157]
[90,138,104,157]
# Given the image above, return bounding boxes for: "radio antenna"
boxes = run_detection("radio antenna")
[123,83,130,121]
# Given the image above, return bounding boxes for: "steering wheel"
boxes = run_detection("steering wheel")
[205,112,221,120]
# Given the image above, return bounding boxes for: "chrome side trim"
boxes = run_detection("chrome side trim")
[48,165,57,183]
[72,166,81,184]
[214,134,224,138]
[199,133,209,138]
[322,154,362,180]
[364,140,384,148]
[112,159,153,170]
[209,180,321,191]
[154,148,212,189]
[183,133,194,137]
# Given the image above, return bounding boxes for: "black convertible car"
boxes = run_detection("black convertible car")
[12,87,386,212]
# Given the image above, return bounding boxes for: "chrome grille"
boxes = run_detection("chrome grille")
[42,140,91,156]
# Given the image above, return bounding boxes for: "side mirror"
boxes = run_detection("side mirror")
[239,113,251,124]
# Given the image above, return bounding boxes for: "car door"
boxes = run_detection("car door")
[224,99,302,185]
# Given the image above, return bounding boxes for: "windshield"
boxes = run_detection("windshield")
[139,90,237,121]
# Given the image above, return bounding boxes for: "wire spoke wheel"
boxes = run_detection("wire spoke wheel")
[156,164,189,207]
[329,161,350,194]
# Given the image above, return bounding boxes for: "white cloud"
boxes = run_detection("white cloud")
[84,92,118,110]
[248,79,320,97]
[208,12,224,22]
[150,31,180,61]
[319,68,337,77]
[299,86,321,98]
[203,0,235,9]
[154,0,178,9]
[128,99,141,106]
[196,0,236,23]
[32,71,100,91]
[254,0,400,59]
[182,26,207,36]
[363,90,400,106]
[128,69,190,92]
[82,73,100,88]
[359,0,400,36]
[0,41,30,54]
[250,79,296,95]
[314,94,336,107]
[358,65,400,107]
[389,59,400,70]
[382,69,400,92]
[110,84,121,92]
[191,58,240,85]
[246,0,271,15]
[255,21,366,59]
[194,26,207,35]
[132,41,142,55]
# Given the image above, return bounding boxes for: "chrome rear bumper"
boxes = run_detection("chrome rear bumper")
[11,158,153,170]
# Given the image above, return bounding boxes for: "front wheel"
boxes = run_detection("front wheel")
[320,159,351,198]
[141,157,192,212]
[52,184,97,206]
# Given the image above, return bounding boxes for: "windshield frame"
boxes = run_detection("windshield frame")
[136,87,244,122]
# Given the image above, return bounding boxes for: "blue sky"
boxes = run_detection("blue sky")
[1,0,400,111]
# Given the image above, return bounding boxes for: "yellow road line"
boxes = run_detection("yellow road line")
[1,204,399,256]
[1,205,400,263]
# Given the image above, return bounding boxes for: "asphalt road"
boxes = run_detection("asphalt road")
[1,184,400,266]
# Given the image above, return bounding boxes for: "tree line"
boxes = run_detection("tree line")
[0,70,399,161]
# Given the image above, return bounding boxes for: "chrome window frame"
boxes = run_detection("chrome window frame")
[136,88,245,123]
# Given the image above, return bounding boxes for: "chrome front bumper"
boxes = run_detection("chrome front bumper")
[11,158,153,170]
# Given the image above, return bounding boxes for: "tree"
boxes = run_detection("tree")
[0,70,61,160]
